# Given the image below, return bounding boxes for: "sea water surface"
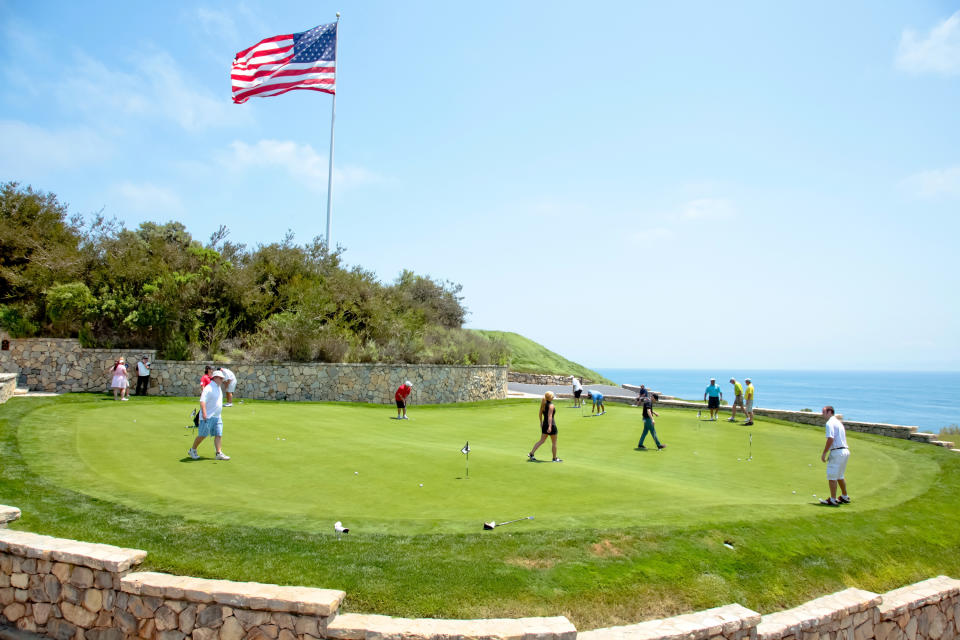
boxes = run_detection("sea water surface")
[595,368,960,433]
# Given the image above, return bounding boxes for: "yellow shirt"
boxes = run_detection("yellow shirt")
[745,383,754,401]
[733,382,743,397]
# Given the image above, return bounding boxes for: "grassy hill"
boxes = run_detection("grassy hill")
[471,330,613,384]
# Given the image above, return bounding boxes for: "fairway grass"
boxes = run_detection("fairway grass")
[2,395,959,627]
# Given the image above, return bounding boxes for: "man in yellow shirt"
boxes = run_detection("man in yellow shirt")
[728,378,745,422]
[743,378,755,425]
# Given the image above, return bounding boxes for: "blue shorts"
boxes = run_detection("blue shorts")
[593,395,604,403]
[199,416,223,438]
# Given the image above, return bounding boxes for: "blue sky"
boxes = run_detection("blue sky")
[2,1,958,370]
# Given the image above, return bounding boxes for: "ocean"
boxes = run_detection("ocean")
[594,368,960,434]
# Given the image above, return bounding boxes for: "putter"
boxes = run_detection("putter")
[483,516,534,530]
[748,432,753,461]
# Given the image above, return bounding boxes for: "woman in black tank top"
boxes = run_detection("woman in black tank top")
[528,391,562,462]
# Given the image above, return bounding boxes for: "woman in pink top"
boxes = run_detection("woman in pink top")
[110,358,130,401]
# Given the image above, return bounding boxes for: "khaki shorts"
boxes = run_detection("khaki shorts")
[745,399,753,412]
[732,395,745,408]
[826,448,850,480]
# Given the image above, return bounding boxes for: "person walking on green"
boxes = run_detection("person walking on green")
[704,378,722,420]
[729,378,745,422]
[637,393,666,450]
[743,378,755,425]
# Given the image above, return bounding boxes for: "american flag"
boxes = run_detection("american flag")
[231,22,337,104]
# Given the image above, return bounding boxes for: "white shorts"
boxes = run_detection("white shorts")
[226,379,237,393]
[745,399,753,412]
[826,448,850,481]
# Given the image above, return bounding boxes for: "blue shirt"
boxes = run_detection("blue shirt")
[705,384,721,398]
[591,392,604,401]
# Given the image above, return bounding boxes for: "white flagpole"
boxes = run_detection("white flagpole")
[325,13,341,250]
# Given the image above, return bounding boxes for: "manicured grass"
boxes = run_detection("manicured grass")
[470,330,614,384]
[2,395,959,628]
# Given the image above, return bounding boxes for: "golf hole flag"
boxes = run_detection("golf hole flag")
[231,22,337,104]
[461,442,470,455]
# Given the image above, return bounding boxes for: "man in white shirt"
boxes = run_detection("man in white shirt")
[819,406,850,506]
[135,356,151,396]
[571,376,582,408]
[219,367,237,407]
[188,370,230,461]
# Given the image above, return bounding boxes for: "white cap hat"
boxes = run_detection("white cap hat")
[405,380,412,387]
[211,370,225,379]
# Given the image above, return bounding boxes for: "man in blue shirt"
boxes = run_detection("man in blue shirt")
[703,378,723,421]
[587,390,605,415]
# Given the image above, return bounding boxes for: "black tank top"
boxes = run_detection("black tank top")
[542,401,555,429]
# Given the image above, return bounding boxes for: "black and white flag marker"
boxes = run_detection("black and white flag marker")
[460,441,470,478]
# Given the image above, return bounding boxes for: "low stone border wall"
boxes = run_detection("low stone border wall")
[0,339,507,404]
[2,504,959,640]
[653,399,956,449]
[508,372,592,386]
[0,374,15,405]
[0,508,19,528]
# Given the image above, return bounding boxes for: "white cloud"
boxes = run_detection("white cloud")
[896,10,960,75]
[901,166,960,198]
[195,8,239,44]
[223,140,386,191]
[55,50,248,132]
[678,197,736,221]
[0,120,112,175]
[109,182,184,216]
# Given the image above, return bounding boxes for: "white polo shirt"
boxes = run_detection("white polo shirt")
[825,415,848,449]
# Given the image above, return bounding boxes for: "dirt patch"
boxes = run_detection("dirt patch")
[590,539,625,557]
[505,556,558,569]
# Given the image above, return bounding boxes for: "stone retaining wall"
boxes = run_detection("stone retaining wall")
[508,372,592,386]
[653,399,956,449]
[1,505,959,640]
[0,339,507,404]
[0,374,15,405]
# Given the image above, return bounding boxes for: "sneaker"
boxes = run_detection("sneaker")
[527,452,536,461]
[600,411,606,415]
[121,397,129,401]
[552,458,563,463]
[838,495,851,504]
[637,444,648,450]
[401,416,409,420]
[224,403,233,407]
[657,444,667,450]
[819,498,839,506]
[727,418,735,422]
[188,448,199,460]
[215,451,230,460]
[743,421,754,425]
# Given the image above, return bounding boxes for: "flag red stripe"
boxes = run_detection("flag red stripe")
[232,78,335,103]
[231,64,334,84]
[233,34,293,60]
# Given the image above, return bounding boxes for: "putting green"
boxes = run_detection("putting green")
[17,397,936,534]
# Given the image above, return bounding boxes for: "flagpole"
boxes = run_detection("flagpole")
[324,13,341,250]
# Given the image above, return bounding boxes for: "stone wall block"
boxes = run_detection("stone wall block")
[0,573,7,588]
[155,605,178,631]
[292,617,318,637]
[115,608,138,634]
[48,617,79,640]
[234,610,271,630]
[179,604,197,633]
[220,616,244,640]
[63,601,99,627]
[15,616,38,633]
[193,628,217,640]
[96,609,114,627]
[138,617,156,640]
[45,572,63,601]
[157,630,186,640]
[129,596,156,619]
[276,629,296,640]
[14,588,28,603]
[34,600,53,625]
[53,562,72,583]
[84,587,104,612]
[63,583,82,604]
[3,601,26,621]
[11,572,28,588]
[20,557,37,573]
[96,570,114,589]
[166,600,186,614]
[87,629,124,640]
[197,604,228,629]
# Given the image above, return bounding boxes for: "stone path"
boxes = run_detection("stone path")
[508,382,636,399]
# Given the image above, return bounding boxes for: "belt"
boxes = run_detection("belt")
[831,447,848,450]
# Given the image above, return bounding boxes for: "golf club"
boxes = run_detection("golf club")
[748,432,753,461]
[483,515,534,530]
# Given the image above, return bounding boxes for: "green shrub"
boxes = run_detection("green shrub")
[44,282,95,335]
[0,303,39,338]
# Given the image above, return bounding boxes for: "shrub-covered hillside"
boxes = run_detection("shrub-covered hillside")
[470,330,612,384]
[0,182,507,365]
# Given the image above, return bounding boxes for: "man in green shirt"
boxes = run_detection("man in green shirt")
[744,378,755,425]
[728,378,745,422]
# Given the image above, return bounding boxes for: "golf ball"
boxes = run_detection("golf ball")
[419,483,423,487]
[792,491,797,494]
[354,471,359,475]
